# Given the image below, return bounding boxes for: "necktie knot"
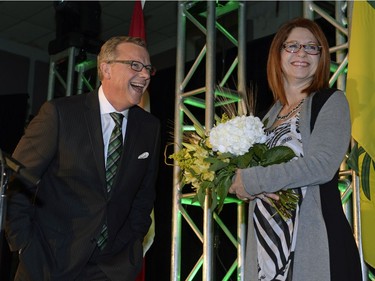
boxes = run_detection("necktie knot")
[110,112,124,128]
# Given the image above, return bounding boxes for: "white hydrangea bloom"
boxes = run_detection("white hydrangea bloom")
[209,115,267,156]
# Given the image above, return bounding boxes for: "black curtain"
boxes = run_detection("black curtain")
[0,93,29,281]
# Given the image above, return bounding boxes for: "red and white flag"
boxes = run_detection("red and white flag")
[129,0,146,41]
[129,0,151,112]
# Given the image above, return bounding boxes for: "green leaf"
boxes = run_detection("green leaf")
[196,185,206,207]
[206,157,230,171]
[347,142,360,173]
[217,152,233,159]
[194,124,206,139]
[232,144,269,168]
[196,184,218,210]
[201,180,214,191]
[347,144,374,201]
[260,146,296,167]
[211,190,218,211]
[358,146,365,155]
[216,173,233,213]
[252,143,269,158]
[232,150,255,168]
[263,118,269,128]
[361,153,371,200]
[182,142,199,151]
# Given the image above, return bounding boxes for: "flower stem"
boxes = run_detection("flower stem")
[267,189,300,221]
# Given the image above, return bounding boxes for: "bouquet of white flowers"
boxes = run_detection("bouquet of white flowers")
[209,115,267,156]
[168,113,299,220]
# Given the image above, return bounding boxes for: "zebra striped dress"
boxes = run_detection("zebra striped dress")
[254,112,307,281]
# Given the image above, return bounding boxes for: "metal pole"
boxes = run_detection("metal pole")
[203,188,214,281]
[237,202,246,280]
[335,0,348,91]
[237,4,247,280]
[238,0,247,115]
[47,60,56,100]
[203,2,216,280]
[171,2,186,280]
[352,170,368,281]
[205,1,215,132]
[66,47,76,96]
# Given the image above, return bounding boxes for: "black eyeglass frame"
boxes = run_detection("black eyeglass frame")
[107,60,156,76]
[282,42,322,55]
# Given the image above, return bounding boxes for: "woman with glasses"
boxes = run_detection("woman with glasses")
[6,36,161,281]
[229,17,362,280]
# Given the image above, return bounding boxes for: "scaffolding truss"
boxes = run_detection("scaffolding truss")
[171,1,248,280]
[171,1,368,280]
[47,47,98,100]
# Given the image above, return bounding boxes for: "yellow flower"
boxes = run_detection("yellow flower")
[202,170,215,182]
[167,114,297,219]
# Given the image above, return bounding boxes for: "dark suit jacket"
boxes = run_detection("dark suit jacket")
[5,90,161,281]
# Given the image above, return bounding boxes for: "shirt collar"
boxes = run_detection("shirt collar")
[98,86,129,119]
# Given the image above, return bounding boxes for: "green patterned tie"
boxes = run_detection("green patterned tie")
[97,112,124,250]
[105,112,124,192]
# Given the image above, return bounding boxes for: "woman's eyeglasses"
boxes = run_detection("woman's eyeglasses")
[282,42,322,55]
[107,60,156,76]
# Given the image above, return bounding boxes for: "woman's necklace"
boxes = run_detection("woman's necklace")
[276,98,305,120]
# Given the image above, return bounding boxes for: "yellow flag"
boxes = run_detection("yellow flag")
[346,1,375,268]
[347,1,375,160]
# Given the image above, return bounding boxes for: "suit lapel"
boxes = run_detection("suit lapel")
[122,106,140,161]
[84,91,106,188]
[109,106,142,194]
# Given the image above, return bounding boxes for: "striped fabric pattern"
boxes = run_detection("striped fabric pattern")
[106,112,124,192]
[254,114,305,280]
[97,112,124,250]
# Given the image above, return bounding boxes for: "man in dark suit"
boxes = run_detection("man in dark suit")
[5,36,161,281]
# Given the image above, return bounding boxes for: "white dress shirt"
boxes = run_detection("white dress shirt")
[98,86,129,165]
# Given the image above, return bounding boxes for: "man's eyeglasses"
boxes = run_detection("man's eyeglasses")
[107,60,156,76]
[282,42,322,55]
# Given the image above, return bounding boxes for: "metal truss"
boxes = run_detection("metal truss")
[171,1,248,280]
[47,47,98,100]
[172,1,368,280]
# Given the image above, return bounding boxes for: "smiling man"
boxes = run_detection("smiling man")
[6,36,161,281]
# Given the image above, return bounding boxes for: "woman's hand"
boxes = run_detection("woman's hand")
[255,192,280,206]
[228,169,255,201]
[229,169,280,204]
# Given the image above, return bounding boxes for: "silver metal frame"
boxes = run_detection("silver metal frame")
[171,1,247,280]
[172,1,368,280]
[47,47,98,99]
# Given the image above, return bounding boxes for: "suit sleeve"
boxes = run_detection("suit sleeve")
[5,102,58,251]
